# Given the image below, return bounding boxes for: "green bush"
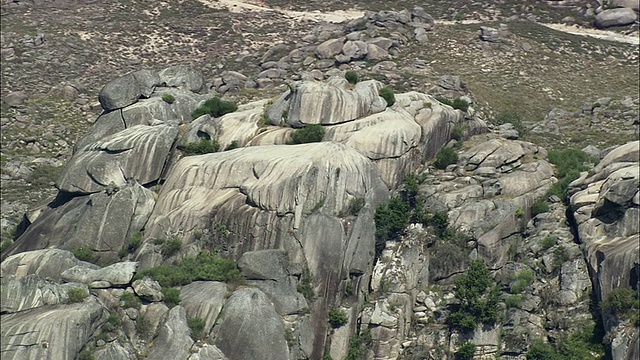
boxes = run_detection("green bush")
[540,235,557,250]
[103,312,122,333]
[379,86,395,107]
[67,287,88,303]
[73,247,100,264]
[451,125,465,141]
[163,287,181,308]
[188,317,207,341]
[191,97,238,119]
[450,259,500,330]
[505,294,524,308]
[289,124,325,144]
[161,237,182,257]
[120,231,143,258]
[552,246,570,271]
[224,140,239,151]
[527,324,604,360]
[328,307,348,328]
[527,340,561,360]
[547,148,597,201]
[162,93,175,104]
[601,287,639,319]
[344,329,372,360]
[78,349,95,360]
[297,267,315,302]
[374,196,410,255]
[452,98,469,112]
[434,147,458,169]
[456,341,476,360]
[345,70,359,84]
[344,197,365,216]
[495,112,526,136]
[133,252,244,288]
[181,138,220,156]
[530,199,550,216]
[121,291,141,309]
[511,269,535,294]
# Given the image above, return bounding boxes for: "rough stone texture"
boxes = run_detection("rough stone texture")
[1,249,90,282]
[99,69,160,111]
[61,261,137,286]
[158,65,206,93]
[132,277,164,302]
[1,276,86,313]
[146,306,194,360]
[188,345,228,360]
[93,341,136,360]
[212,287,289,360]
[238,249,289,280]
[0,298,106,360]
[595,8,638,28]
[180,281,228,334]
[5,182,155,264]
[58,124,178,194]
[315,37,345,59]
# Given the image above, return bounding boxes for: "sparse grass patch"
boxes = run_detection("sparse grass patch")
[161,237,182,257]
[103,312,122,333]
[121,291,141,309]
[540,235,558,250]
[188,317,207,341]
[510,269,535,294]
[505,294,524,308]
[547,148,597,201]
[297,267,315,302]
[191,97,237,119]
[600,287,639,321]
[67,287,88,303]
[530,199,550,216]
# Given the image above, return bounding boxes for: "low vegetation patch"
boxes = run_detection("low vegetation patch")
[456,341,476,360]
[434,147,458,169]
[600,287,640,323]
[345,70,359,84]
[530,199,550,216]
[495,112,526,136]
[288,124,325,144]
[540,235,557,250]
[103,312,122,333]
[180,137,220,156]
[437,97,469,112]
[73,247,100,265]
[67,287,88,303]
[161,237,182,257]
[191,97,238,119]
[505,294,524,308]
[121,291,141,309]
[297,267,315,302]
[328,307,348,328]
[379,86,395,107]
[511,269,535,294]
[526,323,604,359]
[344,329,372,360]
[163,287,181,308]
[374,196,410,255]
[188,317,207,341]
[547,148,597,201]
[133,252,244,288]
[161,93,175,104]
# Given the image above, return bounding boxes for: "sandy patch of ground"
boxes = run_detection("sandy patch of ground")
[197,0,364,23]
[540,23,639,45]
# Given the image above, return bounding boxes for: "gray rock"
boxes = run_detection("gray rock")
[582,145,601,159]
[58,124,178,194]
[213,288,289,360]
[315,38,345,59]
[188,345,228,360]
[595,8,638,28]
[3,91,28,107]
[6,182,154,264]
[93,341,136,360]
[158,65,206,93]
[238,249,289,280]
[1,249,91,282]
[0,297,106,360]
[147,306,194,360]
[480,26,500,42]
[99,69,160,111]
[181,281,228,335]
[248,276,308,315]
[61,261,137,286]
[365,43,389,61]
[132,277,164,302]
[610,0,640,11]
[341,40,368,61]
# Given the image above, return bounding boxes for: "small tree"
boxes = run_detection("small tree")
[192,97,238,119]
[345,70,359,84]
[434,147,458,169]
[450,259,500,330]
[328,307,348,328]
[456,341,476,360]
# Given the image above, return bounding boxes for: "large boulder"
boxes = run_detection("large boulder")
[212,288,289,360]
[180,281,228,334]
[99,69,160,111]
[0,298,106,360]
[594,8,638,28]
[4,182,155,264]
[146,306,194,360]
[58,124,178,194]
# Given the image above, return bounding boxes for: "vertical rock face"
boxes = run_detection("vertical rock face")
[212,288,290,360]
[146,306,194,360]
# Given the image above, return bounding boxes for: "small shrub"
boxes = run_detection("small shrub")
[344,281,353,297]
[601,287,639,319]
[181,138,220,156]
[328,307,348,328]
[188,317,207,341]
[374,196,410,255]
[527,340,560,360]
[345,70,359,84]
[450,259,500,330]
[515,209,525,218]
[0,240,13,254]
[297,267,315,302]
[379,86,395,107]
[434,147,458,169]
[289,124,325,144]
[436,97,453,107]
[451,98,469,112]
[136,315,151,340]
[495,112,526,136]
[163,287,181,308]
[540,235,557,250]
[78,349,95,360]
[456,341,476,360]
[161,237,182,257]
[344,329,372,360]
[552,246,570,271]
[345,197,365,216]
[451,125,465,141]
[511,269,535,294]
[191,97,238,119]
[67,287,88,303]
[162,93,175,104]
[505,294,524,308]
[103,312,122,333]
[530,199,550,216]
[73,247,100,264]
[224,140,239,151]
[121,291,141,309]
[547,148,597,201]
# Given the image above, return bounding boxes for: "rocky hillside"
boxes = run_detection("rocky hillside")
[1,1,639,360]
